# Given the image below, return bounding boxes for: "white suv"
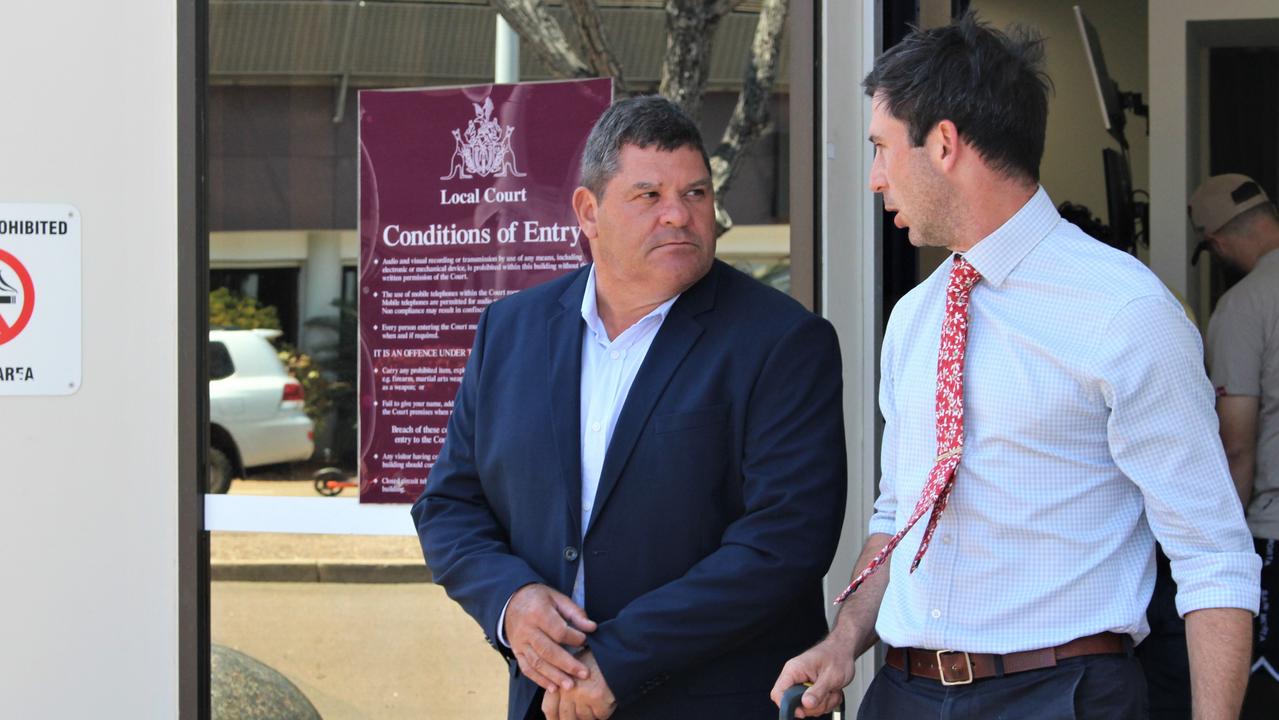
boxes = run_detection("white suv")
[208,329,315,493]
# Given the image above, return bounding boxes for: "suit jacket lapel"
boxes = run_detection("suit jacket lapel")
[547,269,590,539]
[585,263,720,539]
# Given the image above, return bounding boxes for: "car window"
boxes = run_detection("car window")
[210,341,235,380]
[237,335,289,377]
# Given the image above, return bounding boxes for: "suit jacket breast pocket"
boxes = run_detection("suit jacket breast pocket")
[651,404,731,490]
[653,403,730,434]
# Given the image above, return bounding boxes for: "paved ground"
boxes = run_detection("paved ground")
[213,581,508,719]
[211,476,513,717]
[230,476,353,497]
[211,531,421,564]
[213,477,428,581]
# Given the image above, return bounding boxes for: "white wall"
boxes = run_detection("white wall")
[0,2,180,717]
[822,0,882,705]
[1150,0,1279,308]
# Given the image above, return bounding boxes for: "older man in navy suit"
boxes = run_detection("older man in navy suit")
[412,96,847,720]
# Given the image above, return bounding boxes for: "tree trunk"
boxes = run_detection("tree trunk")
[490,0,591,78]
[490,0,789,236]
[710,0,788,234]
[658,0,739,121]
[564,0,627,94]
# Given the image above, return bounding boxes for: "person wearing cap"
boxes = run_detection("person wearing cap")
[1191,173,1279,718]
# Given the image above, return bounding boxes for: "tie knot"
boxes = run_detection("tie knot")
[948,256,982,294]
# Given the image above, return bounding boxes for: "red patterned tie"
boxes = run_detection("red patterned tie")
[835,256,982,604]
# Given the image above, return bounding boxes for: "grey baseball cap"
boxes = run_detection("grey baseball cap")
[1188,174,1270,234]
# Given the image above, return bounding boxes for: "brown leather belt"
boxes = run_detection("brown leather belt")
[885,632,1129,686]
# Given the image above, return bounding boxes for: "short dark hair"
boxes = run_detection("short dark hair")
[580,95,711,197]
[1217,202,1279,239]
[863,12,1051,183]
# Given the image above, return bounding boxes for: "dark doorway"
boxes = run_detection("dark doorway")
[879,0,971,328]
[209,267,301,345]
[1208,46,1279,311]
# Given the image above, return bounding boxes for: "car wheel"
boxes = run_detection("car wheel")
[208,447,234,494]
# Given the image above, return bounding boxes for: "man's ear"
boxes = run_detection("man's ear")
[931,119,961,172]
[572,186,600,239]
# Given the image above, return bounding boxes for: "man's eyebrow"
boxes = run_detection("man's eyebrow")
[630,177,712,192]
[685,177,712,190]
[867,133,882,144]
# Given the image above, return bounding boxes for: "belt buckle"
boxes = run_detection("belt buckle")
[935,650,974,686]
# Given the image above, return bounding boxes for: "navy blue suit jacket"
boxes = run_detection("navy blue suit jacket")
[412,260,847,718]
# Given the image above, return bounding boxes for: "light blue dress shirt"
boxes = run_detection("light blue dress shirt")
[573,266,679,607]
[871,187,1260,653]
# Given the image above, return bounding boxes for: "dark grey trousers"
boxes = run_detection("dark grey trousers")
[856,655,1148,720]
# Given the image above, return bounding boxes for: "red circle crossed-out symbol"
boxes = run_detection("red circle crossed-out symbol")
[0,248,35,346]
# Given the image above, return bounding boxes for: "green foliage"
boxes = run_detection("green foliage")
[277,344,347,435]
[728,258,791,295]
[210,287,280,330]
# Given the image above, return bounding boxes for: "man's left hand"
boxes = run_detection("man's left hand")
[541,650,616,720]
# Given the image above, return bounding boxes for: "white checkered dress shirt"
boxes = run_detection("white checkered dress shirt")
[871,187,1260,653]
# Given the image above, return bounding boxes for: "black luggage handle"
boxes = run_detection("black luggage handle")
[778,684,807,719]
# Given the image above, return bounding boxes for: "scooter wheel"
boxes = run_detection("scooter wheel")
[313,468,346,496]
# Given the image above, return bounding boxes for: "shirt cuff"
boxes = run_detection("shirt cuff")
[1171,551,1262,617]
[868,512,897,537]
[497,594,513,648]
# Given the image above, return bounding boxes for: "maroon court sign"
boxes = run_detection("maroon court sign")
[358,78,612,503]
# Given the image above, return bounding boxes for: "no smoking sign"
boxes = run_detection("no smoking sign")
[0,203,81,395]
[0,248,35,344]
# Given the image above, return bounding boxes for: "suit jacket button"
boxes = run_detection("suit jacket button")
[563,546,580,562]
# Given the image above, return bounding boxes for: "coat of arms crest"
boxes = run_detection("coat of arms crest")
[441,96,527,180]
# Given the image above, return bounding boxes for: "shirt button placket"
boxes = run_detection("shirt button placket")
[925,536,953,644]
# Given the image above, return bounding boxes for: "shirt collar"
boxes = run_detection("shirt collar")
[960,186,1060,288]
[1256,248,1279,272]
[580,264,680,345]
